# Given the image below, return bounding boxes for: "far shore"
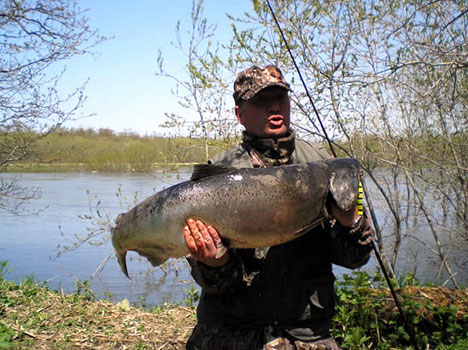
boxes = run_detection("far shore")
[2,162,198,173]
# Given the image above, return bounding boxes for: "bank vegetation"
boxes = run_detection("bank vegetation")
[1,128,238,173]
[1,263,466,350]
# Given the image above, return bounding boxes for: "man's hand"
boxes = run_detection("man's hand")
[329,202,360,227]
[184,219,229,267]
[330,203,373,245]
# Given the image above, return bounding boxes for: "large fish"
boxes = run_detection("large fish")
[112,158,360,277]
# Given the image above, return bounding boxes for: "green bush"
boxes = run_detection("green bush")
[332,270,467,349]
[0,322,14,349]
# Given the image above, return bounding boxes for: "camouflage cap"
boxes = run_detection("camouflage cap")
[233,65,291,104]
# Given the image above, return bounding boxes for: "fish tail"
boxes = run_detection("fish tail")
[116,251,130,279]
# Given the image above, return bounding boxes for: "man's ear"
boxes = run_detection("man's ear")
[235,105,244,126]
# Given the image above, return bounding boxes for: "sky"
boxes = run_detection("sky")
[60,0,253,135]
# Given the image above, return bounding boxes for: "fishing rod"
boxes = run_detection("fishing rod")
[263,1,418,348]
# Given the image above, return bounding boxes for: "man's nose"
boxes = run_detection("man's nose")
[267,99,281,112]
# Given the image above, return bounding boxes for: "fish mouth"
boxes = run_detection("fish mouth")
[116,250,130,279]
[112,225,130,279]
[112,224,169,278]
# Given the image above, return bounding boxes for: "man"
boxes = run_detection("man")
[184,65,373,350]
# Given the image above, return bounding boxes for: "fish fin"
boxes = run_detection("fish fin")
[115,212,125,225]
[295,217,328,237]
[191,164,237,181]
[147,255,168,267]
[329,158,360,211]
[116,251,130,279]
[134,248,168,267]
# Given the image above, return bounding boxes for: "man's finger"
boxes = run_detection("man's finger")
[184,224,198,256]
[207,225,221,244]
[197,220,216,249]
[188,219,206,248]
[207,225,227,258]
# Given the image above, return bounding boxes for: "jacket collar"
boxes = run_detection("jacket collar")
[242,129,296,167]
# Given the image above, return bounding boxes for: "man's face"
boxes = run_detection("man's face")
[235,87,290,138]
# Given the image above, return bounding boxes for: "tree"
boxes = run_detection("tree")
[227,0,467,286]
[0,0,103,213]
[157,0,466,285]
[156,0,240,161]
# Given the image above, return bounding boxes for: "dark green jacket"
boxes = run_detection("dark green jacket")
[188,136,371,340]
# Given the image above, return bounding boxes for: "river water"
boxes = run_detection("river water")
[0,171,466,307]
[0,171,196,307]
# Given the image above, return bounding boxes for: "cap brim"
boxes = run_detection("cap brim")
[242,82,291,100]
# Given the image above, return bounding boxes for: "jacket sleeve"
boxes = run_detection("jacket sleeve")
[186,251,246,295]
[328,215,374,269]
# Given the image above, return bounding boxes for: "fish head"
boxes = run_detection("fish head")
[111,224,130,279]
[112,208,172,278]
